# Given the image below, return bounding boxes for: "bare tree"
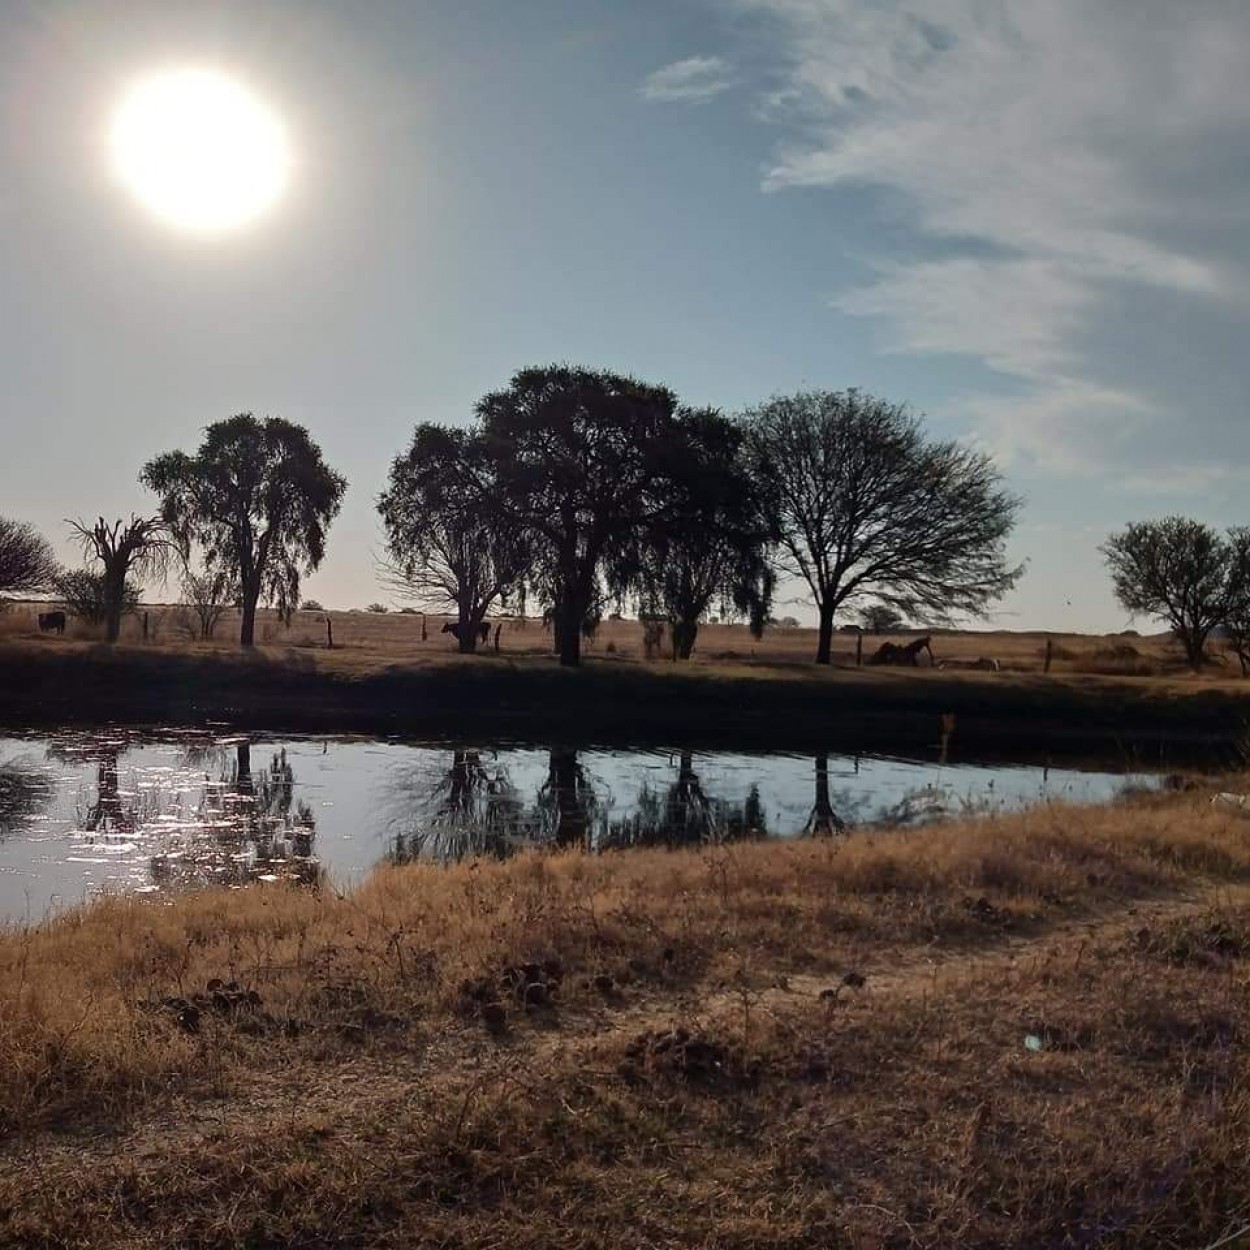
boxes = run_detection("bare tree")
[54,568,142,627]
[744,390,1023,664]
[67,515,173,642]
[181,565,234,640]
[0,517,58,597]
[1103,517,1250,670]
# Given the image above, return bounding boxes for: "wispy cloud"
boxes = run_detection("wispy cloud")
[640,56,734,104]
[739,0,1250,473]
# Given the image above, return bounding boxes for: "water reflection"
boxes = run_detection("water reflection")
[0,756,53,837]
[42,732,320,894]
[604,750,768,849]
[387,749,540,863]
[0,730,1154,924]
[152,741,320,890]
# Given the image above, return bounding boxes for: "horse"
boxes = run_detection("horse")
[37,611,66,635]
[867,635,933,666]
[441,620,490,646]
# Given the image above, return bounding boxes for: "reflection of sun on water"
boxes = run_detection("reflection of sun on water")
[110,68,290,233]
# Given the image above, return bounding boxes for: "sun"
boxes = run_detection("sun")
[110,69,290,233]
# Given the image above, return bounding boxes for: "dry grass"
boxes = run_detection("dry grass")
[5,788,1250,1245]
[1,596,1235,681]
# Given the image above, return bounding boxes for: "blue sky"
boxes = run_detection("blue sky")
[2,0,1248,632]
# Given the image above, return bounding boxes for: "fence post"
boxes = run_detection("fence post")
[326,617,334,650]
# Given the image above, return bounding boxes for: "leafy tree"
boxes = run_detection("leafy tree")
[141,415,347,646]
[477,365,681,666]
[366,603,389,614]
[637,408,774,659]
[859,604,904,634]
[54,569,141,627]
[67,515,172,643]
[744,390,1023,665]
[300,599,324,612]
[0,518,58,597]
[1102,517,1250,669]
[181,565,234,640]
[378,424,527,653]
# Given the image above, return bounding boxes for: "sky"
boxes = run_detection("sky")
[2,0,1249,633]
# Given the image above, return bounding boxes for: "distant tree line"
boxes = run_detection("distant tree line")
[0,365,1027,665]
[380,366,1023,665]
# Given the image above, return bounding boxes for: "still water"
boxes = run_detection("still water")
[0,729,1153,925]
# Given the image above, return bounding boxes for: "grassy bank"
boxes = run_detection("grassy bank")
[5,788,1250,1246]
[2,638,1250,764]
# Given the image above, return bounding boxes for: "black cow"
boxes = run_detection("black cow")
[441,620,490,646]
[38,611,66,635]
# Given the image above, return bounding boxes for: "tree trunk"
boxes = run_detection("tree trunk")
[558,596,582,667]
[103,563,126,643]
[240,588,260,647]
[815,601,835,665]
[673,617,698,660]
[1182,628,1207,671]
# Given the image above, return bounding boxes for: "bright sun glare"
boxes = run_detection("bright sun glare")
[111,69,290,233]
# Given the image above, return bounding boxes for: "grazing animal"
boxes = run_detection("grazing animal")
[37,611,66,635]
[867,635,933,667]
[441,620,491,646]
[938,656,1000,672]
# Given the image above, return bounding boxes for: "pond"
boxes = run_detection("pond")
[0,729,1156,926]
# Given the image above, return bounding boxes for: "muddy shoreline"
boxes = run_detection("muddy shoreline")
[2,644,1245,767]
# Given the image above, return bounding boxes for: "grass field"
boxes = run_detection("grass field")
[3,784,1250,1246]
[0,596,1221,677]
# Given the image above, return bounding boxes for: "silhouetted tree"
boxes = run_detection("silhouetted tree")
[53,568,141,627]
[744,390,1022,665]
[0,517,58,597]
[1103,517,1250,670]
[858,604,904,635]
[638,409,774,659]
[142,415,347,646]
[478,366,681,666]
[378,425,526,653]
[67,515,172,643]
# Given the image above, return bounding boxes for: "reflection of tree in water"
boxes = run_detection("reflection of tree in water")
[45,735,156,837]
[151,740,319,889]
[805,753,848,836]
[0,756,54,838]
[603,751,768,850]
[387,749,541,863]
[539,748,602,849]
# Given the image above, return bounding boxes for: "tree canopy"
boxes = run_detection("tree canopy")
[637,408,774,659]
[141,415,347,646]
[378,424,526,652]
[744,390,1023,664]
[0,518,58,597]
[1102,517,1250,668]
[477,366,682,666]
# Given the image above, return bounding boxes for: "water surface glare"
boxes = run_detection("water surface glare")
[0,730,1153,925]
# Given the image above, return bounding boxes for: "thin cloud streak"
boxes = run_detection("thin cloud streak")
[640,56,734,103]
[741,0,1250,472]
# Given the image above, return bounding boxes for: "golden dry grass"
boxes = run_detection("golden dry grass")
[4,787,1250,1245]
[0,595,1232,682]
